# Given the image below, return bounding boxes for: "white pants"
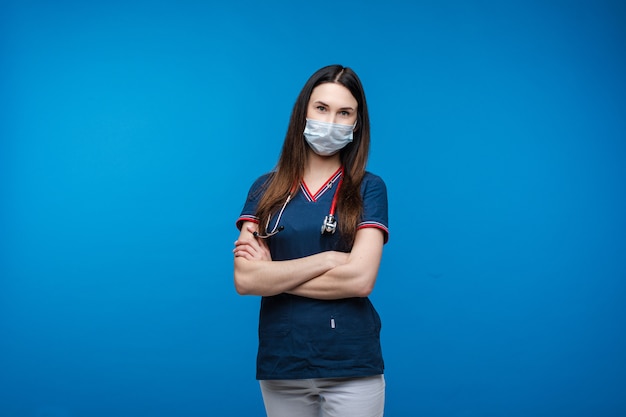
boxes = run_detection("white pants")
[259,375,385,417]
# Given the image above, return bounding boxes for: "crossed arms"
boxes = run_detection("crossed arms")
[233,222,384,300]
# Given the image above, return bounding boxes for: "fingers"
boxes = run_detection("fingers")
[234,248,254,259]
[233,237,264,260]
[233,224,272,261]
[234,245,269,260]
[234,238,259,253]
[233,239,259,258]
[233,239,272,261]
[233,241,257,256]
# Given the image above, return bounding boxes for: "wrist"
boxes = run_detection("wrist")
[326,251,345,269]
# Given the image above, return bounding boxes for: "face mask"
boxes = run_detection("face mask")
[303,118,356,156]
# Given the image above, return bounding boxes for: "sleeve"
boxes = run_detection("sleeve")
[358,173,389,243]
[235,173,272,230]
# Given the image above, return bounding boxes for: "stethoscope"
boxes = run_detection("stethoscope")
[253,169,343,239]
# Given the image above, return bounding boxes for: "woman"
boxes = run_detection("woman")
[233,64,389,417]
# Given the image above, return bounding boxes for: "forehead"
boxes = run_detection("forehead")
[309,82,358,108]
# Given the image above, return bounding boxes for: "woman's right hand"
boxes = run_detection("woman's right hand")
[233,224,272,261]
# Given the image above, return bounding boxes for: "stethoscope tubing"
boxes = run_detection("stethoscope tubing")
[254,168,343,239]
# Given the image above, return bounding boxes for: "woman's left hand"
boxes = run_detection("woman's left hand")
[233,224,272,261]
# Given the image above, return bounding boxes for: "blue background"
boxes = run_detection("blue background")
[2,1,625,416]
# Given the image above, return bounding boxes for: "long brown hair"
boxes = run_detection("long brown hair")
[255,65,370,246]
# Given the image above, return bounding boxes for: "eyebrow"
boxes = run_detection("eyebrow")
[313,100,355,111]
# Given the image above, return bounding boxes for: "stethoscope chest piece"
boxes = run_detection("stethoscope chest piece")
[321,214,337,234]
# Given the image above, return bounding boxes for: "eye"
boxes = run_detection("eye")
[316,105,327,112]
[340,110,351,117]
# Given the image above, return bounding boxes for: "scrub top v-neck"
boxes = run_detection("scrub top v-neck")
[236,168,389,380]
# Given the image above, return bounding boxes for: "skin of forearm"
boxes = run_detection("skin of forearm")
[234,251,342,296]
[288,229,384,300]
[287,258,380,300]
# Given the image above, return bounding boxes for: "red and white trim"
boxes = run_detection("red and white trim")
[236,215,259,230]
[357,221,389,243]
[300,167,343,202]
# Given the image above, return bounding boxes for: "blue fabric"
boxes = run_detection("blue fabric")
[236,171,389,380]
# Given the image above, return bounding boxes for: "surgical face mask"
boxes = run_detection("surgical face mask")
[303,118,356,156]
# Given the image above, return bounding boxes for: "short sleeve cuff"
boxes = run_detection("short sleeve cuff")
[357,221,389,243]
[236,215,259,230]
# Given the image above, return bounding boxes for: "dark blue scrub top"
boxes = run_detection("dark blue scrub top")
[237,168,389,380]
